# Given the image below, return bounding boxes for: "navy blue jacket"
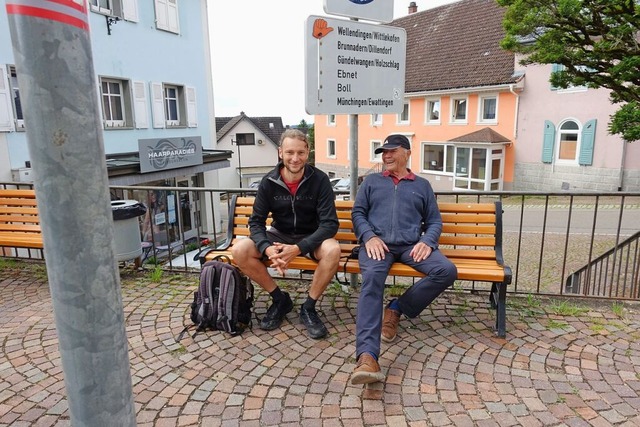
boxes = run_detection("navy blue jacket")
[352,173,442,249]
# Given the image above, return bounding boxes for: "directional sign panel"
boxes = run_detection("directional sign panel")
[305,15,406,115]
[323,0,394,23]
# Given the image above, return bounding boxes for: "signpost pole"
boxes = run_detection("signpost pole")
[6,1,136,425]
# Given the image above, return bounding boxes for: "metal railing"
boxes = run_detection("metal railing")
[2,182,639,300]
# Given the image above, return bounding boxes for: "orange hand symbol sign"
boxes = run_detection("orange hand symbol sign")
[313,18,333,39]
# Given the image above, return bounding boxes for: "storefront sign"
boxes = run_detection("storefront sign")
[139,136,203,173]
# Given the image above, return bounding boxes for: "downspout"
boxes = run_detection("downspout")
[509,84,520,139]
[619,140,627,191]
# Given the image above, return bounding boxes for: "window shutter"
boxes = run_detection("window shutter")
[550,64,561,91]
[186,86,197,127]
[579,119,597,166]
[155,0,168,30]
[167,0,179,33]
[0,67,15,132]
[150,82,165,128]
[133,81,149,129]
[96,80,105,128]
[541,120,555,163]
[122,0,138,22]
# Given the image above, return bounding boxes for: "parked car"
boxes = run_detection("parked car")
[333,176,365,200]
[329,177,342,188]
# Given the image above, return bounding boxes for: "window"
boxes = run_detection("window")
[550,64,588,92]
[542,119,596,166]
[155,0,179,33]
[8,66,23,129]
[89,0,137,20]
[150,82,196,128]
[451,97,467,123]
[397,102,409,124]
[422,143,454,173]
[327,139,336,158]
[327,114,336,126]
[557,120,580,162]
[478,95,497,123]
[454,147,489,190]
[371,140,382,162]
[371,113,382,126]
[101,78,127,127]
[426,98,440,124]
[235,133,255,146]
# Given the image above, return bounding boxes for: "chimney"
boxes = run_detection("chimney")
[408,1,417,14]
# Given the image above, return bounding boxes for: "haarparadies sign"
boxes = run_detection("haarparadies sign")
[323,0,394,23]
[139,136,203,173]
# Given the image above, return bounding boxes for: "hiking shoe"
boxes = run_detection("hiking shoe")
[260,292,293,330]
[299,305,328,339]
[350,353,385,385]
[381,306,401,343]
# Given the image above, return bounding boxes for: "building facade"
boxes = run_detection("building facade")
[0,0,230,242]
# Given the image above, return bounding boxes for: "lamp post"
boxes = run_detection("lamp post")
[231,137,243,188]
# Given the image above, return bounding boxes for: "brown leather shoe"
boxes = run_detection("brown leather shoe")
[351,353,385,385]
[381,307,401,343]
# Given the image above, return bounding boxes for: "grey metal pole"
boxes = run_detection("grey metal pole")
[6,2,136,426]
[348,113,359,287]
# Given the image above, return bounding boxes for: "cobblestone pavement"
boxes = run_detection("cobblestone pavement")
[2,263,640,426]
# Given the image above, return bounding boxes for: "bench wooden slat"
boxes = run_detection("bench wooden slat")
[0,189,44,250]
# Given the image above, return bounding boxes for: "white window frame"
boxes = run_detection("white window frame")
[450,96,468,124]
[422,142,454,174]
[371,113,382,126]
[89,0,137,21]
[327,139,336,159]
[478,94,498,124]
[7,65,23,130]
[150,82,194,128]
[155,0,180,34]
[100,78,127,128]
[425,97,441,124]
[555,119,582,165]
[327,114,336,127]
[371,140,383,162]
[552,64,588,93]
[164,84,180,127]
[397,102,409,124]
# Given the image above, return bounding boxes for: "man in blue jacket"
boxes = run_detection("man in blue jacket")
[350,134,457,384]
[232,129,340,339]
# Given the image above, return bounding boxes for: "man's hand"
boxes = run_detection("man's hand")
[410,241,432,263]
[268,242,301,276]
[364,236,389,261]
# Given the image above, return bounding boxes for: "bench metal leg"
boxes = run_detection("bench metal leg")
[490,281,507,338]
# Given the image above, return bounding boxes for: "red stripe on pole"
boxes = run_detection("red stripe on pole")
[45,0,86,14]
[6,4,88,30]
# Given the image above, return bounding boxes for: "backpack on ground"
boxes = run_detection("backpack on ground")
[177,255,254,340]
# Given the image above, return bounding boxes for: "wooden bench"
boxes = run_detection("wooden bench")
[0,189,43,256]
[201,195,512,337]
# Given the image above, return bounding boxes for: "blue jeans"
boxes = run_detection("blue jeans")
[355,243,457,359]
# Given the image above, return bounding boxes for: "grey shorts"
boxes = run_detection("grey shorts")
[265,228,317,260]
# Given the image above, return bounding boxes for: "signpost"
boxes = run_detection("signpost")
[304,15,406,115]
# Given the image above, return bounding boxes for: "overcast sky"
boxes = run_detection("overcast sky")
[209,0,459,125]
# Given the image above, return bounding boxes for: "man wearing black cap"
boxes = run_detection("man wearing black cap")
[350,134,457,384]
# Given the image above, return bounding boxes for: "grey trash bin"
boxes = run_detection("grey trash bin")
[111,200,147,262]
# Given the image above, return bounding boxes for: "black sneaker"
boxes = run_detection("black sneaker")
[260,292,293,330]
[299,305,328,339]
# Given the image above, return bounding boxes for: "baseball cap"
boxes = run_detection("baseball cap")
[374,134,411,154]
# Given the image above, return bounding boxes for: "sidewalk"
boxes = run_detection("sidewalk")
[1,262,640,426]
